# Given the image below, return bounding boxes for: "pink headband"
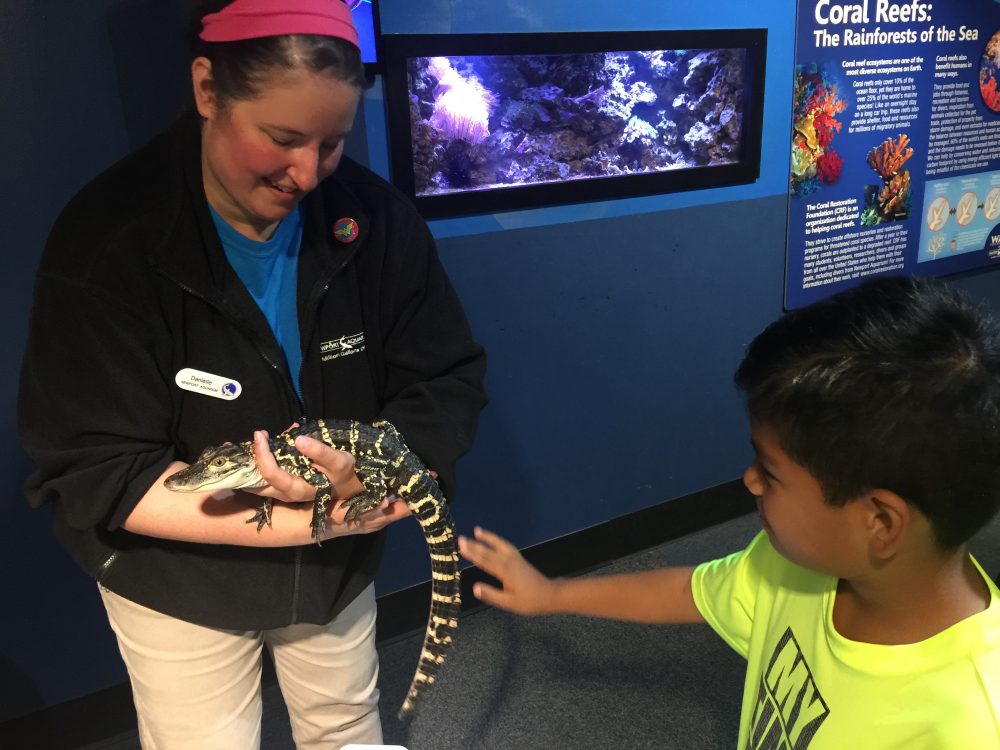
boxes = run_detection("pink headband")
[200,0,359,49]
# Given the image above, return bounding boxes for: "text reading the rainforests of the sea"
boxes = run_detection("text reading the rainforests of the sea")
[811,1,981,48]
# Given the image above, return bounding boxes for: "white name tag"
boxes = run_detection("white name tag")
[175,368,242,401]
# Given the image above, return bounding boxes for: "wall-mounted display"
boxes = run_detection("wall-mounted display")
[382,29,767,218]
[785,0,1000,309]
[348,0,381,71]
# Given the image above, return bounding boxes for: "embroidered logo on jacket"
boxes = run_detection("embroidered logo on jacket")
[747,627,829,749]
[320,333,366,362]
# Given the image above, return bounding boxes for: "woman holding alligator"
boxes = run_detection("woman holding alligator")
[17,0,486,746]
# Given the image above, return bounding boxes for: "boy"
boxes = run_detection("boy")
[459,276,1000,749]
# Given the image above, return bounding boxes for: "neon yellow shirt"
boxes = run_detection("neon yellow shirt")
[692,531,1000,749]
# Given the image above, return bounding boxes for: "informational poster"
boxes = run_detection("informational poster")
[786,0,1000,308]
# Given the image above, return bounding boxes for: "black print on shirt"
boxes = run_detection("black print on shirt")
[746,627,829,750]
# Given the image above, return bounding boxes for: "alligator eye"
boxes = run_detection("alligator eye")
[211,457,227,467]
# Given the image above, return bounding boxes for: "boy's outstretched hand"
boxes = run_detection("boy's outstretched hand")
[458,526,561,615]
[461,526,703,624]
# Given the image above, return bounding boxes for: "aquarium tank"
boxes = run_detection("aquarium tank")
[382,30,766,217]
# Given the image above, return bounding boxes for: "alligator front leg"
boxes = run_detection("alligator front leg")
[312,482,333,545]
[247,498,274,531]
[339,469,389,523]
[308,474,336,543]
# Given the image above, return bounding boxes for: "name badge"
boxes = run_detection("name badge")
[175,368,242,401]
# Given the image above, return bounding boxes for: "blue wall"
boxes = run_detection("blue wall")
[3,0,998,722]
[364,0,800,579]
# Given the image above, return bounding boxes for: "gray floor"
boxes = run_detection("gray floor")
[82,510,1000,750]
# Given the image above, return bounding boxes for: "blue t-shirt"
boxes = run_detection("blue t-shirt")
[210,207,303,397]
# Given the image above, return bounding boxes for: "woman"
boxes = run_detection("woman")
[17,0,487,745]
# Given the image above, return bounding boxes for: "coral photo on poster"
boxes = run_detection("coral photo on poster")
[790,63,847,196]
[980,29,1000,111]
[861,135,914,224]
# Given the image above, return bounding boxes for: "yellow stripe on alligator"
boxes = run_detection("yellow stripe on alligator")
[399,475,423,492]
[419,650,446,664]
[418,510,442,525]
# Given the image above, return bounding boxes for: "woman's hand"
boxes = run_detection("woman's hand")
[458,527,561,615]
[250,429,361,502]
[322,492,411,538]
[249,429,411,538]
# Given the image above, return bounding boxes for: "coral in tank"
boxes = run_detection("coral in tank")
[405,46,749,197]
[790,63,847,196]
[426,57,493,144]
[861,134,913,225]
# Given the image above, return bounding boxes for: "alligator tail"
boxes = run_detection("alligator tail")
[396,467,461,719]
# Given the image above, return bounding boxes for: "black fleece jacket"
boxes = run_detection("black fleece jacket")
[18,111,487,629]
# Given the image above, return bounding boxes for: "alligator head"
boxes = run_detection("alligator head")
[164,441,266,492]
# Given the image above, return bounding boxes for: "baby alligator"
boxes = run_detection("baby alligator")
[164,418,461,718]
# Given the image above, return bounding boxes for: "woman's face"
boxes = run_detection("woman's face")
[193,59,361,240]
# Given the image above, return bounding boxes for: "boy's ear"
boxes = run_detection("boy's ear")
[191,57,217,119]
[862,489,911,561]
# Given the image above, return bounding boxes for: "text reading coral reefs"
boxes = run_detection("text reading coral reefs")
[811,0,981,49]
[814,0,932,26]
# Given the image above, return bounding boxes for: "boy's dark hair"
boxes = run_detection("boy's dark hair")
[189,0,365,107]
[735,275,1000,550]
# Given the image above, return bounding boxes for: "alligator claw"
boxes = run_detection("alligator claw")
[310,513,327,543]
[247,501,273,531]
[341,491,383,523]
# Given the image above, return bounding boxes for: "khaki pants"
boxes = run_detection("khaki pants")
[99,583,382,749]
